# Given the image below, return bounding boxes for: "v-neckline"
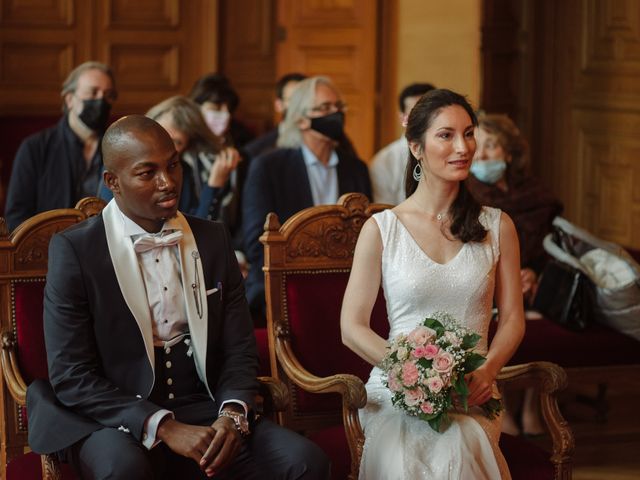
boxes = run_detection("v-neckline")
[389,210,466,266]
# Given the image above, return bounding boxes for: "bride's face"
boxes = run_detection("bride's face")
[415,105,476,183]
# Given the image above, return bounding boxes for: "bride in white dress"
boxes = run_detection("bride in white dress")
[341,89,525,479]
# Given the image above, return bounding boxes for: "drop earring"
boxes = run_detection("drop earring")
[412,163,422,181]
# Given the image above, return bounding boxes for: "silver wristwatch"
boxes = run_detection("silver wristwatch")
[219,410,250,437]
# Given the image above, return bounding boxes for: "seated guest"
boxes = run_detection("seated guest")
[147,96,241,224]
[244,72,307,159]
[190,75,255,256]
[468,113,563,437]
[189,73,255,148]
[369,82,435,205]
[242,76,372,314]
[26,115,330,480]
[99,96,241,223]
[468,113,563,305]
[5,61,117,230]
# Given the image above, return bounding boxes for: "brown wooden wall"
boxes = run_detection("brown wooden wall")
[481,0,640,249]
[0,0,219,117]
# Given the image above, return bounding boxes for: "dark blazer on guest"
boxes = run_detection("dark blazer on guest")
[26,203,258,454]
[5,117,104,231]
[241,146,372,311]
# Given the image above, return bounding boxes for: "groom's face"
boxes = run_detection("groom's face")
[105,127,183,232]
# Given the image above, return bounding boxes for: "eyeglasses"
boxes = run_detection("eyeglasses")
[308,101,347,115]
[75,88,118,103]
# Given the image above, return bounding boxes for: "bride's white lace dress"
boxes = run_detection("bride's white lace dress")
[359,207,511,479]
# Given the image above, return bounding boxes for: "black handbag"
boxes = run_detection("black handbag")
[532,259,594,331]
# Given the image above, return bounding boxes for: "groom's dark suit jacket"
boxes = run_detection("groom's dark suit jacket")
[26,211,258,454]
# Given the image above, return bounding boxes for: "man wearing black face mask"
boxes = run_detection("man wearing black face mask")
[242,76,371,314]
[5,61,117,230]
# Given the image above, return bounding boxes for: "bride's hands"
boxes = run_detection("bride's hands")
[465,366,495,407]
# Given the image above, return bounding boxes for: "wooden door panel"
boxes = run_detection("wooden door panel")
[220,0,276,136]
[0,0,217,116]
[277,0,377,160]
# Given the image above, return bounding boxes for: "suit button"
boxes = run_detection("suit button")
[168,393,175,399]
[167,378,173,385]
[166,361,172,368]
[165,347,171,354]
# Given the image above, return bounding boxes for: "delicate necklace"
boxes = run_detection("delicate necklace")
[411,197,448,222]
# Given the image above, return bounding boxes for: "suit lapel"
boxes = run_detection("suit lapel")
[102,201,155,372]
[336,149,351,195]
[172,213,209,387]
[293,148,314,207]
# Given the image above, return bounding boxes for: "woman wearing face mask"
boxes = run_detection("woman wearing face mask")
[99,96,240,227]
[467,114,562,437]
[189,73,255,148]
[241,76,372,315]
[468,114,562,305]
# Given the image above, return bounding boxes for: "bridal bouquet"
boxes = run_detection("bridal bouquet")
[381,312,502,432]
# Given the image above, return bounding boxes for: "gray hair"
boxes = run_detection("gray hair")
[61,61,116,113]
[277,76,339,148]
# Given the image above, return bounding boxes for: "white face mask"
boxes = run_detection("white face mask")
[470,158,507,184]
[203,110,230,136]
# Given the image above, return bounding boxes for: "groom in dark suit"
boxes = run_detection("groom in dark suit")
[26,115,329,479]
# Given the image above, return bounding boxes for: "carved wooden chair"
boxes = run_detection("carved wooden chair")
[261,193,574,480]
[0,199,104,479]
[0,197,288,479]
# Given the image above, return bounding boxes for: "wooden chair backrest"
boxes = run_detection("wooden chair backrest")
[261,193,390,432]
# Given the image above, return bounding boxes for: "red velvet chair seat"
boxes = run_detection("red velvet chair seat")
[490,317,640,367]
[14,281,49,383]
[7,452,77,480]
[285,271,387,413]
[499,434,554,480]
[254,327,270,376]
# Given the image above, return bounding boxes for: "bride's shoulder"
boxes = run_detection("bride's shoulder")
[478,205,502,228]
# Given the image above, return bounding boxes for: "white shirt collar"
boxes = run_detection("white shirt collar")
[301,143,339,168]
[110,199,181,238]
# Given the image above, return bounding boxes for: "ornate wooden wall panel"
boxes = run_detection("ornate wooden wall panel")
[220,0,277,135]
[97,0,216,115]
[0,0,92,115]
[0,0,218,116]
[276,0,378,160]
[575,98,640,247]
[0,0,74,26]
[481,0,640,248]
[570,0,640,247]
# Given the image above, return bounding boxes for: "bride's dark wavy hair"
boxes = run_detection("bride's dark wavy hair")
[404,89,486,243]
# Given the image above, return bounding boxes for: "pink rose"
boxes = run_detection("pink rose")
[407,326,436,346]
[404,388,424,406]
[426,376,444,393]
[420,401,434,414]
[433,351,454,374]
[423,344,439,359]
[388,374,402,392]
[401,361,419,386]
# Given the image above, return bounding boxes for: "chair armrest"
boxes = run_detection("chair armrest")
[257,375,289,413]
[276,340,367,410]
[275,338,367,477]
[1,330,27,405]
[497,362,574,477]
[42,453,62,480]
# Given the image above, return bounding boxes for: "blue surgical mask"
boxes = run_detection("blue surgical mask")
[470,159,507,184]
